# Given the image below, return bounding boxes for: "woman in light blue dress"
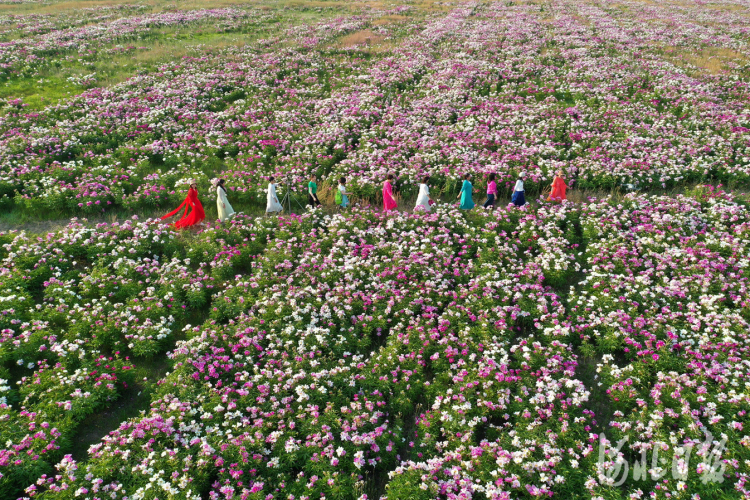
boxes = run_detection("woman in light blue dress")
[457,173,474,210]
[337,177,350,209]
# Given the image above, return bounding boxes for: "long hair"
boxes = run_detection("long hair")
[219,179,226,193]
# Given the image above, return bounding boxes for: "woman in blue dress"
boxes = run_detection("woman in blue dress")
[457,173,474,210]
[511,172,526,207]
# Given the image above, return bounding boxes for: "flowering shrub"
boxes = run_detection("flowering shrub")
[571,193,750,498]
[1,0,750,217]
[0,0,750,498]
[0,189,745,498]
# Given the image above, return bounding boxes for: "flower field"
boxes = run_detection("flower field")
[1,189,749,499]
[1,0,750,217]
[1,0,750,499]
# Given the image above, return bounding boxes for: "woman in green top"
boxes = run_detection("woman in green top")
[457,173,475,210]
[308,174,321,207]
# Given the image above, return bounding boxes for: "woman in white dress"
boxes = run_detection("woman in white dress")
[215,179,235,222]
[415,175,431,212]
[266,176,283,214]
[511,171,526,207]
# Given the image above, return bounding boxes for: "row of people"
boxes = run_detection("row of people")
[458,170,567,210]
[161,172,568,227]
[160,178,232,228]
[333,170,567,212]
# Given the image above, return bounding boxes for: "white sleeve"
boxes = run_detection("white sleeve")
[514,180,524,191]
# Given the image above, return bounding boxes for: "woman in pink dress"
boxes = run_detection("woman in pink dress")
[383,174,398,212]
[483,173,498,209]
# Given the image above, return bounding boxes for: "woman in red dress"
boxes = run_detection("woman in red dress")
[161,180,205,228]
[547,170,568,202]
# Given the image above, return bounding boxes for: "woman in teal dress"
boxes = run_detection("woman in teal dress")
[457,173,474,210]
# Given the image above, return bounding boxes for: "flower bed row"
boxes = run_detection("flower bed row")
[3,0,750,218]
[1,188,748,498]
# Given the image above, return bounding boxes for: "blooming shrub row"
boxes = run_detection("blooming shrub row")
[571,188,750,498]
[0,8,260,79]
[0,188,748,498]
[2,0,750,217]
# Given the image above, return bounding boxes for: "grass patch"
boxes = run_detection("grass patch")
[271,0,361,10]
[0,23,280,106]
[339,28,386,47]
[0,75,85,111]
[69,358,171,462]
[660,45,747,75]
[0,0,151,15]
[94,33,255,87]
[576,354,615,433]
[372,14,409,25]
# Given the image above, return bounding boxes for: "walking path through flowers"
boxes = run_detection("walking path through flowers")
[3,184,750,500]
[2,0,750,499]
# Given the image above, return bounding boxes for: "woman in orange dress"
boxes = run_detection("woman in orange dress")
[547,170,567,202]
[161,180,206,228]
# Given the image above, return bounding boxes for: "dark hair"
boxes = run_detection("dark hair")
[463,173,470,180]
[218,178,226,192]
[269,176,275,182]
[387,174,394,181]
[488,173,496,181]
[339,177,346,184]
[423,175,430,183]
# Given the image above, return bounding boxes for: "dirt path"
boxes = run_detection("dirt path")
[0,186,710,235]
[0,218,86,234]
[0,194,503,235]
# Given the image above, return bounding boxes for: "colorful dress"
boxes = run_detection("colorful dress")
[161,187,205,228]
[511,179,526,207]
[548,176,567,202]
[383,180,398,211]
[484,180,497,208]
[338,184,349,208]
[266,182,283,213]
[217,186,234,222]
[415,183,431,212]
[459,180,474,210]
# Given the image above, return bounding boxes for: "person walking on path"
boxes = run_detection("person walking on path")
[215,178,235,222]
[484,173,498,209]
[266,177,283,214]
[336,177,350,209]
[511,172,526,207]
[547,170,567,202]
[458,173,474,210]
[308,174,322,208]
[161,179,205,228]
[383,174,398,212]
[415,175,431,212]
